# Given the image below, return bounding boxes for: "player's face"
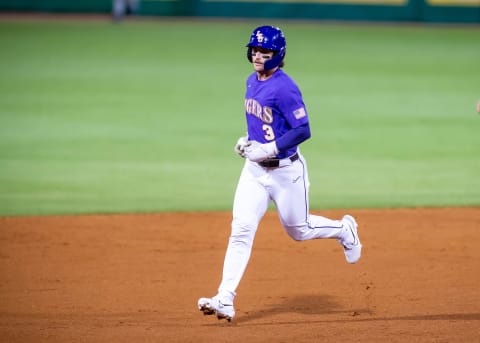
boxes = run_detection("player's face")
[251,47,274,71]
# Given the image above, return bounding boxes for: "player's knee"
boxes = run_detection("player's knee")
[230,218,257,246]
[283,224,308,241]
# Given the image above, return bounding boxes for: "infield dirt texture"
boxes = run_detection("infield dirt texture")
[1,208,480,342]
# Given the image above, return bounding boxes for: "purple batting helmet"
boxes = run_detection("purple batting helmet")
[246,26,286,70]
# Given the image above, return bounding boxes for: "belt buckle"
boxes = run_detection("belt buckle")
[260,159,279,168]
[259,152,298,168]
[258,153,298,168]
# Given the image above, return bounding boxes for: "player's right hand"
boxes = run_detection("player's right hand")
[234,136,250,158]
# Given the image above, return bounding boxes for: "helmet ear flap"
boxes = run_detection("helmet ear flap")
[263,48,286,70]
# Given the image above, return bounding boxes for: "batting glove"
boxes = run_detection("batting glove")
[244,141,278,162]
[234,136,250,158]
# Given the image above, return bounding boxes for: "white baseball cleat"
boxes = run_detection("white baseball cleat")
[339,215,362,264]
[198,296,235,322]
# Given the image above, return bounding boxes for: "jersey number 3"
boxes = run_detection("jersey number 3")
[262,124,275,141]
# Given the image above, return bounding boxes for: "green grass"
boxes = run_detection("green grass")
[0,18,479,215]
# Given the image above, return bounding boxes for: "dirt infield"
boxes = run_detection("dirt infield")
[1,208,479,342]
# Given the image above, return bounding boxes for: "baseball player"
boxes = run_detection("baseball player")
[198,25,362,322]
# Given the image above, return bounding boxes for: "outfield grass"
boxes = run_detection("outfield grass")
[0,18,479,215]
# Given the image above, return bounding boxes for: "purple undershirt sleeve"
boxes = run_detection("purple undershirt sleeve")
[275,123,311,152]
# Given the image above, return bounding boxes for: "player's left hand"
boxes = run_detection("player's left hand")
[244,141,278,162]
